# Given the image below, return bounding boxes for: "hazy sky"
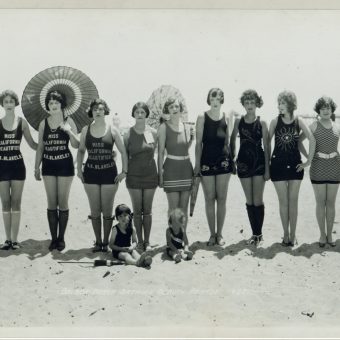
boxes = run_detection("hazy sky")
[1,9,340,128]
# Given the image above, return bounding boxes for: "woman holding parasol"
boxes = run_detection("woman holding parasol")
[77,99,128,252]
[35,90,80,251]
[194,88,234,246]
[0,90,37,250]
[158,97,194,229]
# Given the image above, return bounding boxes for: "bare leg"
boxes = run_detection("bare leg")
[101,184,118,246]
[128,188,143,245]
[273,181,289,243]
[118,252,138,265]
[312,183,327,244]
[325,183,339,244]
[9,180,25,243]
[142,188,156,246]
[166,192,181,216]
[0,181,11,241]
[84,184,102,244]
[215,173,231,245]
[56,176,74,250]
[287,180,302,244]
[179,190,191,230]
[42,176,58,210]
[201,176,216,243]
[240,177,254,205]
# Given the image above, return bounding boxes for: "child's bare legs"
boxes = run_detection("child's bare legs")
[118,250,151,267]
[168,248,193,262]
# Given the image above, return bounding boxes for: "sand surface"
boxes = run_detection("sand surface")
[1,142,340,338]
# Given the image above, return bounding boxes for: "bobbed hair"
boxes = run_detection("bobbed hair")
[131,101,150,118]
[162,97,184,115]
[240,89,263,108]
[168,208,186,226]
[277,91,297,117]
[87,98,110,118]
[0,89,19,107]
[314,96,337,114]
[207,88,224,105]
[45,90,67,111]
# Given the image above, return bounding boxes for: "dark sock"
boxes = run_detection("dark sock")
[254,205,265,236]
[58,209,69,242]
[47,209,58,241]
[102,216,113,245]
[246,204,256,235]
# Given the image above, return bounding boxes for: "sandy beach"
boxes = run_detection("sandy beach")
[0,139,340,338]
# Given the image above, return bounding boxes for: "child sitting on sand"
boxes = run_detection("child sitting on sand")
[109,204,152,268]
[166,208,193,263]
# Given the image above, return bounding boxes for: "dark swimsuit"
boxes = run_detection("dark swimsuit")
[166,226,184,257]
[83,125,118,185]
[270,115,303,181]
[0,118,26,181]
[200,112,233,176]
[237,116,265,178]
[42,119,74,177]
[111,224,132,259]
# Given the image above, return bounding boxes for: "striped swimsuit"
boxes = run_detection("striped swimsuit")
[310,121,340,184]
[162,123,193,192]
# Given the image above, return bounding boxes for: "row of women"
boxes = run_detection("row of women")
[0,88,339,254]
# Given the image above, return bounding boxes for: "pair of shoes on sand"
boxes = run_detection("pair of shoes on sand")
[281,236,297,247]
[49,239,66,252]
[1,240,21,250]
[136,252,152,268]
[207,235,225,246]
[246,235,263,246]
[91,242,109,253]
[319,236,336,248]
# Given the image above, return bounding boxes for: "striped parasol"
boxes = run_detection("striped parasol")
[21,66,99,132]
[146,85,188,130]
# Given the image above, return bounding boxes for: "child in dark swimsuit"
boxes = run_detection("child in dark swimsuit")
[109,204,152,268]
[166,208,193,263]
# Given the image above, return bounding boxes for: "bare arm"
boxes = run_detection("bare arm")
[183,229,189,250]
[112,125,128,184]
[22,119,38,150]
[298,132,308,159]
[194,115,204,176]
[61,118,80,148]
[295,118,316,172]
[157,123,166,187]
[230,118,240,160]
[261,120,270,181]
[34,120,45,180]
[76,126,87,182]
[267,117,278,161]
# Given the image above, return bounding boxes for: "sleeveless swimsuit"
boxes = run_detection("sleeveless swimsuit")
[270,115,303,181]
[111,224,132,259]
[237,116,265,178]
[201,112,233,176]
[166,226,184,257]
[0,118,26,181]
[83,124,118,185]
[162,123,193,192]
[310,121,340,184]
[42,119,74,177]
[126,127,158,189]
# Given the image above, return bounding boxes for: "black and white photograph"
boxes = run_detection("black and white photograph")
[1,1,340,338]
